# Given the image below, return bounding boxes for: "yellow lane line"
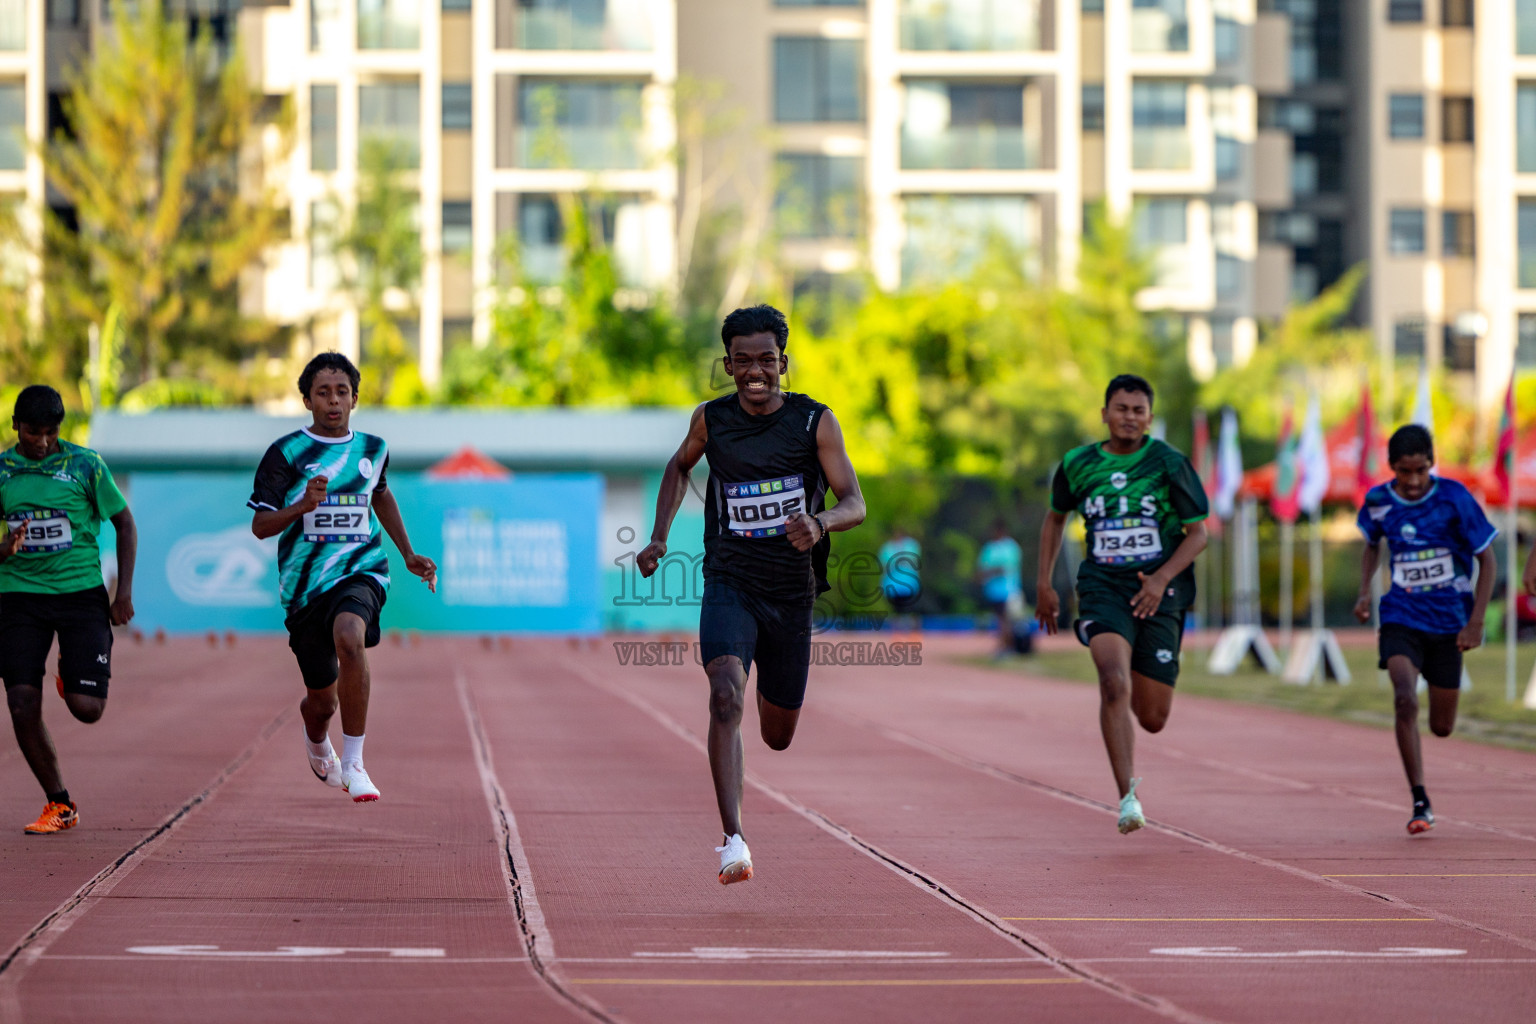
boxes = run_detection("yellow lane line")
[1321,874,1536,878]
[569,978,1083,988]
[1001,921,1431,927]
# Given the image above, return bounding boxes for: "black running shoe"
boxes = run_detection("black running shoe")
[1407,801,1435,835]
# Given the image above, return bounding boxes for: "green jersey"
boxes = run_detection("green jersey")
[1050,437,1208,596]
[0,440,128,594]
[248,428,391,613]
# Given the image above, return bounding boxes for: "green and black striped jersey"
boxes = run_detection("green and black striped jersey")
[248,428,391,612]
[1050,438,1208,594]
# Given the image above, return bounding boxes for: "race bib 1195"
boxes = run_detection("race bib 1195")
[1392,548,1455,592]
[1090,517,1163,565]
[8,509,73,553]
[724,475,806,538]
[302,494,371,543]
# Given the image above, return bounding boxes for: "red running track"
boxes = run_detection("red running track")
[0,634,1532,1023]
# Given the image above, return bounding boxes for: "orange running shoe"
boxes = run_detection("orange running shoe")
[25,802,78,835]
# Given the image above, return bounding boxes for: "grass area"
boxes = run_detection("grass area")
[971,643,1536,753]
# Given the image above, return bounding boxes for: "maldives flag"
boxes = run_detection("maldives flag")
[1495,376,1516,499]
[1353,383,1377,506]
[1271,404,1301,523]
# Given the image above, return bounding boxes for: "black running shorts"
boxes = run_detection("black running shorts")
[1379,622,1463,690]
[0,586,114,698]
[699,579,814,710]
[284,575,386,691]
[1073,576,1186,687]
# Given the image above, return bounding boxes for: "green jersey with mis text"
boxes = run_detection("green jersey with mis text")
[0,440,128,594]
[1050,437,1209,598]
[248,428,391,613]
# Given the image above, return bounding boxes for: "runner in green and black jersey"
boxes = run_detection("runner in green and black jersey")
[1035,374,1209,835]
[249,353,437,804]
[638,304,866,886]
[1,385,138,835]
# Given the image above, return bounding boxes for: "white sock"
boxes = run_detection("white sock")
[341,732,365,769]
[305,728,333,759]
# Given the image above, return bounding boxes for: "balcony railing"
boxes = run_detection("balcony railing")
[901,126,1039,171]
[515,127,642,170]
[1132,127,1192,170]
[0,0,24,50]
[357,0,420,50]
[898,0,1039,53]
[516,2,651,51]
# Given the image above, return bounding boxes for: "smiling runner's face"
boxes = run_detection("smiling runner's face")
[304,369,358,436]
[725,331,786,413]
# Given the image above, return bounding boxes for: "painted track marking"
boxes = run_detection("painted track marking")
[1322,874,1536,878]
[1003,918,1432,923]
[1149,946,1465,959]
[848,715,1536,956]
[567,977,1084,988]
[454,668,621,1024]
[566,660,1227,1024]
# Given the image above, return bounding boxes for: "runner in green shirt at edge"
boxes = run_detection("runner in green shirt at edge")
[1035,375,1209,836]
[0,385,138,835]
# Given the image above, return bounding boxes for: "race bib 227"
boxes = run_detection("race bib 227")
[302,494,371,543]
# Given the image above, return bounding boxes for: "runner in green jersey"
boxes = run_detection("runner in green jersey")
[1035,375,1209,835]
[249,354,437,804]
[1,385,138,835]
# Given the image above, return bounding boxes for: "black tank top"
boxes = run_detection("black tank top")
[703,391,830,603]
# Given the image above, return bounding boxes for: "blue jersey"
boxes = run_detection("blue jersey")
[1357,478,1496,635]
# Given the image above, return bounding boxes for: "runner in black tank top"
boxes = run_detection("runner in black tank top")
[639,304,866,886]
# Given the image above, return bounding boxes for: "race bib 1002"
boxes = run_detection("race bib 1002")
[1392,548,1455,592]
[302,494,371,543]
[1090,517,1163,565]
[724,475,806,538]
[8,509,73,553]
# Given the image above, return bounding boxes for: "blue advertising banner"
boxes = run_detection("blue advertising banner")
[128,473,602,634]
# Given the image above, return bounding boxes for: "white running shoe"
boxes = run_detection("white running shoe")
[715,833,753,885]
[307,746,344,788]
[341,763,381,802]
[1117,778,1145,835]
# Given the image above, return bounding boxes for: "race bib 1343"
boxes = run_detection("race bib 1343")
[724,475,806,538]
[1090,517,1163,565]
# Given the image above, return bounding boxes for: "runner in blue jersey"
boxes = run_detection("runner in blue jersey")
[249,354,437,803]
[1352,425,1496,835]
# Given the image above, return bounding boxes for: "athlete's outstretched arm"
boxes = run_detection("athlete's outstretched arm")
[1459,545,1497,651]
[638,403,708,578]
[1035,511,1068,635]
[1131,520,1208,619]
[374,486,438,593]
[784,410,865,554]
[108,506,137,626]
[1353,540,1381,624]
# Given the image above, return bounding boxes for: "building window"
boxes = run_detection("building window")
[1443,324,1476,372]
[774,38,863,122]
[903,194,1037,283]
[1519,313,1536,366]
[899,0,1040,52]
[443,82,472,130]
[1442,97,1473,144]
[1260,210,1318,246]
[776,0,862,5]
[46,0,78,27]
[509,192,654,285]
[1082,0,1104,11]
[1441,0,1471,27]
[1389,208,1425,254]
[1388,94,1424,139]
[311,84,338,172]
[1386,0,1422,23]
[1132,80,1190,170]
[1135,197,1187,246]
[775,154,862,239]
[1213,0,1241,63]
[1522,0,1536,56]
[442,201,471,255]
[0,83,22,170]
[1258,97,1314,133]
[1082,84,1104,132]
[902,81,1036,170]
[1291,153,1318,196]
[311,0,341,51]
[1394,319,1426,360]
[358,0,420,50]
[515,0,652,51]
[1442,211,1474,257]
[516,80,643,169]
[360,81,422,167]
[1215,136,1240,181]
[1519,199,1536,288]
[1130,0,1188,54]
[0,0,22,49]
[1519,85,1536,172]
[443,0,471,11]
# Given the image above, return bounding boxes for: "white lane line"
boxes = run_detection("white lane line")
[1149,946,1466,959]
[454,667,623,1024]
[631,947,950,961]
[851,716,1536,958]
[566,660,1226,1024]
[124,945,445,958]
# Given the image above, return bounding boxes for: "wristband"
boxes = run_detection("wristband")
[813,514,827,540]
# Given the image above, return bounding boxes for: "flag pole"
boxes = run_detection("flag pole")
[1508,456,1519,704]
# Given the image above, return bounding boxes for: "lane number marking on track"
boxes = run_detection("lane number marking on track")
[632,947,951,961]
[1150,946,1466,959]
[126,945,446,959]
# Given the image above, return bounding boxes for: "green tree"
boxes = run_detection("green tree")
[23,0,292,400]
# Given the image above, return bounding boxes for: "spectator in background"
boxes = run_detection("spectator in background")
[977,519,1024,657]
[879,525,921,635]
